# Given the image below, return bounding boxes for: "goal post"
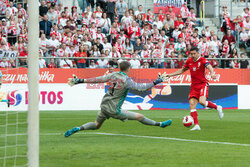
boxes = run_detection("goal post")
[27,0,39,166]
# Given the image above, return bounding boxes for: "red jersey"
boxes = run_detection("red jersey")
[184,57,210,85]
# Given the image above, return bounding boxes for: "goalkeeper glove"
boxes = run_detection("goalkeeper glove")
[68,75,84,87]
[153,72,167,85]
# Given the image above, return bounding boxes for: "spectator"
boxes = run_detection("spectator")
[0,58,11,68]
[210,35,222,57]
[230,48,239,58]
[239,53,249,68]
[243,16,250,31]
[135,5,145,17]
[164,14,174,29]
[123,38,133,54]
[175,37,186,54]
[116,0,128,22]
[152,42,164,68]
[121,11,133,31]
[100,12,111,34]
[91,45,101,57]
[166,7,175,20]
[96,0,106,11]
[208,54,219,68]
[39,51,47,68]
[153,16,163,30]
[242,7,249,21]
[106,0,116,23]
[141,60,149,68]
[47,7,58,25]
[95,37,104,52]
[181,2,190,23]
[59,54,73,68]
[176,54,184,68]
[130,53,141,69]
[39,14,52,38]
[133,38,143,55]
[103,37,112,52]
[222,29,236,47]
[109,57,119,68]
[240,28,248,48]
[221,40,230,68]
[97,54,109,68]
[231,56,240,69]
[89,60,97,68]
[74,45,87,68]
[48,58,57,68]
[198,36,210,57]
[19,46,28,66]
[64,20,76,32]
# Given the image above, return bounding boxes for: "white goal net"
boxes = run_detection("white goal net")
[0,68,28,167]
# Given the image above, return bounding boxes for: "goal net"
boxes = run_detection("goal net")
[0,68,28,167]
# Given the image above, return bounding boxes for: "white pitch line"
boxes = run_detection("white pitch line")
[39,132,250,147]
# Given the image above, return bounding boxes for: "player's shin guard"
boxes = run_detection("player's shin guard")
[190,109,199,125]
[139,116,160,126]
[80,122,97,130]
[206,101,218,109]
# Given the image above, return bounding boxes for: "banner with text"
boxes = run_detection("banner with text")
[0,84,238,111]
[1,68,250,85]
[0,50,18,59]
[153,0,184,14]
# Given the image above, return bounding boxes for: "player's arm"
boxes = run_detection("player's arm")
[126,73,167,91]
[166,67,188,78]
[206,64,216,80]
[68,74,112,86]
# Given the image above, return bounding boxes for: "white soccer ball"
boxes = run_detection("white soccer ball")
[182,115,194,127]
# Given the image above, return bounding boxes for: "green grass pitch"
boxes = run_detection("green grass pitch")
[1,109,250,167]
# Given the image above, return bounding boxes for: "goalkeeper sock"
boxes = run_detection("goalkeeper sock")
[190,109,199,125]
[143,95,153,103]
[80,122,97,130]
[206,101,218,109]
[139,116,160,126]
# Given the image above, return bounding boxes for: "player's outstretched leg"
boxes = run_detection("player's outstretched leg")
[64,121,101,137]
[199,97,224,119]
[189,98,201,131]
[123,111,172,128]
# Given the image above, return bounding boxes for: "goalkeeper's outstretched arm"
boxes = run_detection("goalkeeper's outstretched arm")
[68,74,113,86]
[126,72,167,91]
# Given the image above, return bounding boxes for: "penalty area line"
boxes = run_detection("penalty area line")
[39,132,250,147]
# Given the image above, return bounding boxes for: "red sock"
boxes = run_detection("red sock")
[190,110,199,125]
[207,101,217,109]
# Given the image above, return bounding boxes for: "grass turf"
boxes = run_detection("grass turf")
[1,109,250,167]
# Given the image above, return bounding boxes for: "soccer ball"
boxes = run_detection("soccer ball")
[182,115,194,127]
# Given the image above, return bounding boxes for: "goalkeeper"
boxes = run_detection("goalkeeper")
[64,61,172,137]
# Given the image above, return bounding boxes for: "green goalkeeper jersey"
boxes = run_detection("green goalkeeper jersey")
[85,71,154,114]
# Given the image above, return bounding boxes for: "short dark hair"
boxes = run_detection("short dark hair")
[190,47,199,52]
[119,61,131,71]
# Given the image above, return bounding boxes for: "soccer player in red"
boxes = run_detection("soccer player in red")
[166,47,224,131]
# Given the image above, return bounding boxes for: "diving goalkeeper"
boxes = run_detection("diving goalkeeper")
[64,61,172,137]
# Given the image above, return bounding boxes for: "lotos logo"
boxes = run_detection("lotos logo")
[7,90,22,106]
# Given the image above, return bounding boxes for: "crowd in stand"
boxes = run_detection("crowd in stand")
[0,0,249,69]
